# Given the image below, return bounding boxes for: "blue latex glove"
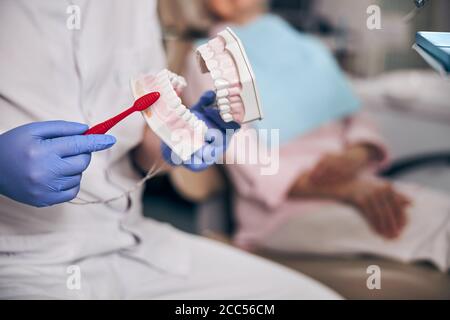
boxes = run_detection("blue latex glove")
[162,91,241,171]
[0,121,116,207]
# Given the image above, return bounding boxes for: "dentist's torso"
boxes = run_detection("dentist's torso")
[0,0,188,272]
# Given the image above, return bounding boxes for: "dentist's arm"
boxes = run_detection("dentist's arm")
[0,121,116,207]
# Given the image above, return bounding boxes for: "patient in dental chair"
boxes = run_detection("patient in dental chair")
[182,0,450,271]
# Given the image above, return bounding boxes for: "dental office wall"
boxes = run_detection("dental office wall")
[305,0,450,76]
[159,0,450,77]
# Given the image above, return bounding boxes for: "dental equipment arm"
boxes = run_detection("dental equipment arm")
[403,0,431,22]
[414,0,429,8]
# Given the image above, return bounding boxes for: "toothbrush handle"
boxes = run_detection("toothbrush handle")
[84,106,136,135]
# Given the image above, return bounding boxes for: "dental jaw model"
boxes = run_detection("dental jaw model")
[132,70,208,161]
[196,27,263,124]
[131,27,262,161]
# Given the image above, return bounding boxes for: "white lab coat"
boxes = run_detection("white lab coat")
[0,0,339,299]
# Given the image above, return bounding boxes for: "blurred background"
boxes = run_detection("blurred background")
[142,0,450,299]
[159,0,450,75]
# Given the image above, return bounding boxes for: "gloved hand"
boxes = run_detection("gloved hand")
[0,121,116,207]
[162,91,241,171]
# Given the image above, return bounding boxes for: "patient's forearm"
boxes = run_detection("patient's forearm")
[133,127,171,173]
[289,173,353,202]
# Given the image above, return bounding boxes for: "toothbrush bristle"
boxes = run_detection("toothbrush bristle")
[134,92,160,111]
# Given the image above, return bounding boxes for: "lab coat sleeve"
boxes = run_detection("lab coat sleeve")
[343,112,391,171]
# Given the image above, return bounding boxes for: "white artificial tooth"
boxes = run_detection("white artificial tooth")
[220,58,234,69]
[198,45,213,59]
[221,113,233,122]
[208,38,219,47]
[198,45,208,54]
[157,84,167,91]
[193,120,201,129]
[217,98,229,105]
[182,111,192,121]
[177,84,184,91]
[214,79,229,90]
[166,90,178,100]
[188,117,197,127]
[200,121,208,133]
[229,96,242,103]
[209,38,225,52]
[157,71,168,81]
[157,77,167,86]
[175,105,187,116]
[168,70,177,78]
[202,49,214,60]
[162,86,172,95]
[219,104,231,113]
[168,97,182,109]
[210,69,222,79]
[206,59,218,70]
[196,118,205,128]
[178,76,187,88]
[217,89,229,98]
[222,68,236,79]
[171,75,184,87]
[227,87,240,96]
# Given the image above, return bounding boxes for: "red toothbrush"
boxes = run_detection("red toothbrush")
[84,92,160,135]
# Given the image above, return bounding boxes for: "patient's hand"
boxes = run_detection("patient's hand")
[290,172,411,239]
[347,179,411,239]
[309,145,379,185]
